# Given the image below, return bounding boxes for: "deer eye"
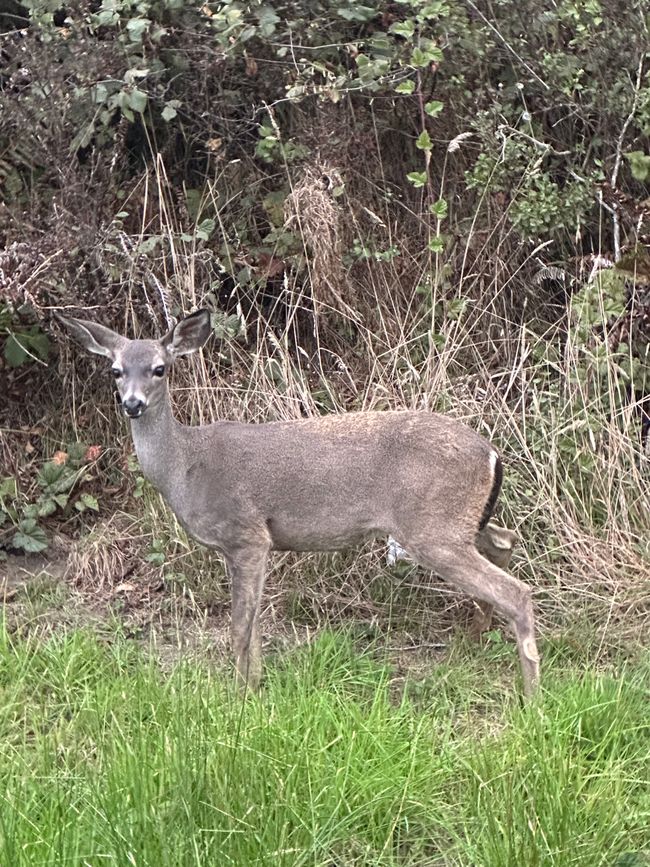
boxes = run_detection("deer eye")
[152,365,166,378]
[112,367,122,379]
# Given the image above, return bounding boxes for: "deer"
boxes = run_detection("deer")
[57,309,540,696]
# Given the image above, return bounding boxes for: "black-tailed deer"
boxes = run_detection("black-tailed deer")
[58,310,540,695]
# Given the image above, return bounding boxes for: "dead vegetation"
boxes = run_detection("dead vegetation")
[0,0,648,667]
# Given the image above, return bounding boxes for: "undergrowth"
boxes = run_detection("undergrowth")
[0,0,648,645]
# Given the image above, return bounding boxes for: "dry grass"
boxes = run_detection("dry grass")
[10,141,644,664]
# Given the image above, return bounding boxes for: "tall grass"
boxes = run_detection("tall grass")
[50,146,649,653]
[0,624,648,866]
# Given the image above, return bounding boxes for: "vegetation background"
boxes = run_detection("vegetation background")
[0,1,649,863]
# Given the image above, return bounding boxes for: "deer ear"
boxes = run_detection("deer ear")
[161,309,212,357]
[56,314,126,359]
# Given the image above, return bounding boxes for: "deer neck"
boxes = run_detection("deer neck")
[129,387,183,498]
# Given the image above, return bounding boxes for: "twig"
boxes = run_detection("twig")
[609,55,645,261]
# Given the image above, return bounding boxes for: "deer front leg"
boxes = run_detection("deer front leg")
[225,541,270,691]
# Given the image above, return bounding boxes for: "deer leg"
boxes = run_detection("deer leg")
[225,542,269,691]
[411,542,540,696]
[471,523,518,639]
[468,598,496,639]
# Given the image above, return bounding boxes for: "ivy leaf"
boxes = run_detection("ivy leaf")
[4,335,27,367]
[411,44,443,67]
[410,47,429,68]
[4,329,49,366]
[128,89,148,114]
[419,1,450,18]
[146,551,166,566]
[12,519,48,553]
[161,104,177,122]
[37,461,65,488]
[416,130,432,150]
[395,80,415,94]
[75,493,99,512]
[257,5,280,34]
[447,297,467,320]
[126,17,150,42]
[94,8,118,26]
[424,100,444,117]
[27,331,49,360]
[0,477,17,500]
[196,218,216,241]
[625,150,650,182]
[429,198,448,219]
[117,91,134,122]
[337,5,377,21]
[37,462,77,495]
[37,498,57,518]
[406,171,428,187]
[390,20,415,37]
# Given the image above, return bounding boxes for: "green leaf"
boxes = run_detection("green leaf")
[27,330,49,360]
[625,150,650,182]
[146,551,166,566]
[395,80,415,94]
[257,4,280,34]
[4,329,49,366]
[128,89,148,114]
[126,17,150,42]
[37,498,57,518]
[94,8,118,26]
[411,45,443,67]
[447,297,466,319]
[37,462,65,489]
[410,47,429,68]
[428,236,445,253]
[94,82,109,104]
[406,171,428,188]
[416,130,432,150]
[429,198,448,219]
[4,334,28,367]
[77,493,99,512]
[136,236,162,255]
[124,68,150,85]
[12,519,48,553]
[0,477,17,500]
[161,104,177,122]
[419,1,450,18]
[337,5,377,21]
[117,91,134,122]
[389,20,415,37]
[424,100,444,117]
[196,218,216,241]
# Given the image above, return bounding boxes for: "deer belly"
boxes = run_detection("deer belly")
[267,510,381,552]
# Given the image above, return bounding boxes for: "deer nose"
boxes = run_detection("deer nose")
[122,396,146,418]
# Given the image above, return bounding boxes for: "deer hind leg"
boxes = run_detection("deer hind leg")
[410,540,540,697]
[225,541,270,691]
[471,523,518,639]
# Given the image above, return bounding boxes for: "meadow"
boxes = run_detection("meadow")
[0,620,648,866]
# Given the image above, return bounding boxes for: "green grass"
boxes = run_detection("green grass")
[0,626,648,867]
